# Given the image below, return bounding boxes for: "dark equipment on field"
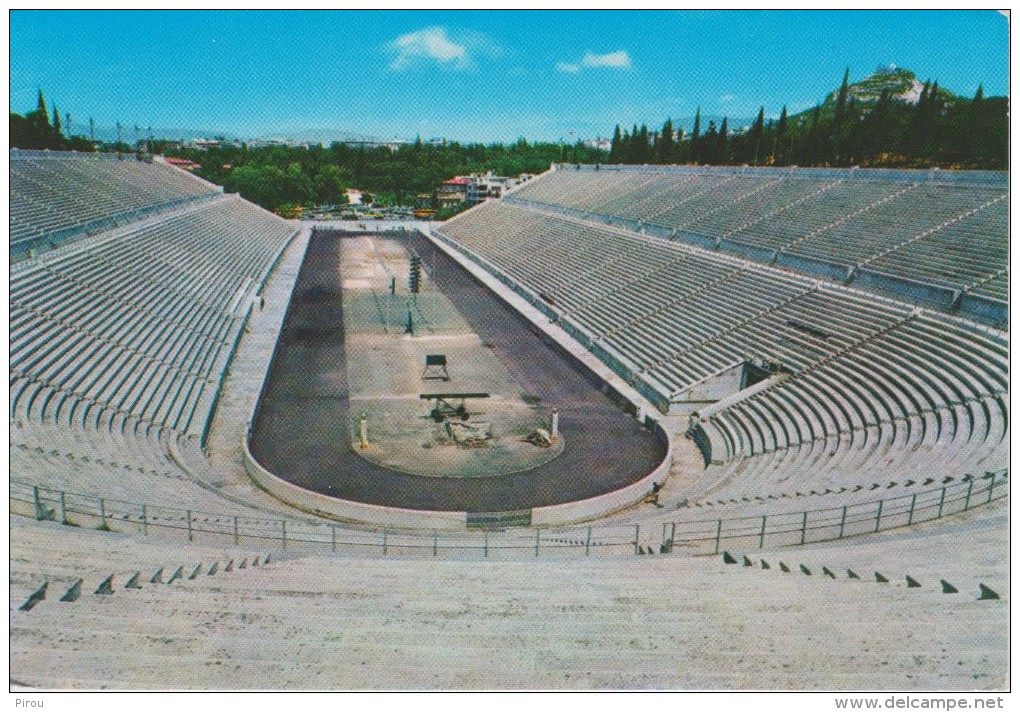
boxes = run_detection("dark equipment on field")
[420,392,489,423]
[422,354,451,381]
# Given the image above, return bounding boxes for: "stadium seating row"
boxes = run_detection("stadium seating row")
[10,150,221,254]
[437,194,1008,502]
[10,193,296,443]
[508,166,1007,319]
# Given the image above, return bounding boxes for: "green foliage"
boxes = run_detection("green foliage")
[606,69,1007,170]
[160,137,607,213]
[11,89,93,152]
[434,203,472,221]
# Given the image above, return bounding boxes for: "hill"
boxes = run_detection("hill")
[824,65,957,107]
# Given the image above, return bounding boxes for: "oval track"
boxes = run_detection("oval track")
[248,228,668,513]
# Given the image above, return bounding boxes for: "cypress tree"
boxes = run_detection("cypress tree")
[718,117,729,164]
[834,67,850,125]
[691,107,702,163]
[658,118,674,164]
[750,106,765,165]
[703,120,718,164]
[773,106,788,165]
[637,124,650,163]
[36,88,48,122]
[805,104,822,165]
[609,124,622,163]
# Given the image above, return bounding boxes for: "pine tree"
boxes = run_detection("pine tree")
[658,118,674,164]
[691,108,702,163]
[36,88,48,123]
[772,106,788,165]
[717,117,729,164]
[964,84,986,166]
[750,106,765,165]
[637,124,650,163]
[52,103,61,136]
[834,67,850,126]
[805,104,822,165]
[609,124,622,163]
[703,120,718,164]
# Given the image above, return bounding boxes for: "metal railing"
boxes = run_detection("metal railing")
[11,470,1006,559]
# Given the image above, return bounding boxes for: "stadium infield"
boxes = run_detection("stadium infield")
[248,228,668,514]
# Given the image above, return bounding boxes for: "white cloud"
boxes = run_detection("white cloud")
[557,49,632,73]
[720,94,735,103]
[581,50,632,69]
[388,27,469,71]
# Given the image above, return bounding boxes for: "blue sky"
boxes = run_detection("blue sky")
[9,10,1009,144]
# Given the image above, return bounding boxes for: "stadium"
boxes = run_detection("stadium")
[8,148,1008,690]
[5,6,1011,693]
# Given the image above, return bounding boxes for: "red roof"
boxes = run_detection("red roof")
[443,177,473,185]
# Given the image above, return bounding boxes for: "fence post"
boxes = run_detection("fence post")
[484,531,489,558]
[874,499,883,533]
[234,516,239,546]
[714,519,722,555]
[634,525,640,555]
[331,525,337,552]
[534,529,540,557]
[100,498,107,530]
[281,520,287,550]
[670,522,676,549]
[382,528,387,556]
[60,491,68,525]
[838,505,847,539]
[937,486,947,518]
[585,527,591,556]
[964,479,974,510]
[907,493,917,525]
[662,522,667,550]
[987,474,996,504]
[433,529,438,557]
[142,503,148,536]
[186,510,192,542]
[800,510,808,545]
[758,515,767,549]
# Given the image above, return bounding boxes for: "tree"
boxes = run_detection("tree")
[636,124,650,163]
[702,120,718,164]
[749,106,765,165]
[834,67,850,126]
[609,124,623,163]
[717,117,729,164]
[691,107,702,164]
[772,106,788,165]
[657,118,674,164]
[312,164,348,205]
[804,104,822,165]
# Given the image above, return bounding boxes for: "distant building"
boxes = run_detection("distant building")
[467,171,528,203]
[341,139,409,152]
[185,138,223,150]
[164,156,201,171]
[436,172,535,208]
[436,177,473,208]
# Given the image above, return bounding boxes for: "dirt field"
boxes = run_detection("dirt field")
[249,228,667,514]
